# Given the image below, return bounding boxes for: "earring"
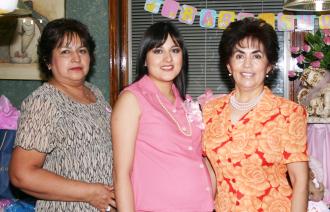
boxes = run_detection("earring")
[228,73,232,77]
[266,74,269,78]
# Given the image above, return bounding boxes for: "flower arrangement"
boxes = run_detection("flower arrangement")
[290,29,330,79]
[183,89,215,130]
[183,94,204,129]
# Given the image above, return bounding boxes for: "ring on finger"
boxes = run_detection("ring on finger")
[105,205,111,212]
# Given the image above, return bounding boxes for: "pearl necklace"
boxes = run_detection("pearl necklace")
[230,90,264,111]
[156,94,192,137]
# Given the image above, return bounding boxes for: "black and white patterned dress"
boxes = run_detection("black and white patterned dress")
[14,82,113,212]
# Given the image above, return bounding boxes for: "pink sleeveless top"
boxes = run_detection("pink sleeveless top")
[124,75,214,212]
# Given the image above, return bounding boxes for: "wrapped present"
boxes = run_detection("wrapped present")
[0,96,20,130]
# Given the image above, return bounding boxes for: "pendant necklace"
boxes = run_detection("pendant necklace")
[156,94,192,137]
[230,90,264,111]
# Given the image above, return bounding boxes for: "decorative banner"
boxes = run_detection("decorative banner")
[179,5,197,25]
[237,12,254,20]
[144,0,162,14]
[144,0,330,30]
[258,13,276,29]
[161,0,180,19]
[296,15,314,31]
[200,9,217,28]
[277,13,295,31]
[218,11,235,29]
[319,15,330,29]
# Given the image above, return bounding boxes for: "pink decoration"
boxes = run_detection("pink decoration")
[319,15,330,29]
[236,12,254,20]
[183,95,204,129]
[0,95,20,130]
[296,15,314,31]
[161,0,179,19]
[290,46,300,54]
[277,13,295,31]
[0,199,13,208]
[144,0,162,14]
[314,52,324,60]
[308,124,330,204]
[288,70,297,78]
[197,89,214,107]
[106,106,112,113]
[303,44,311,52]
[323,29,330,36]
[217,11,235,29]
[297,55,305,64]
[324,36,330,45]
[199,9,216,28]
[178,5,197,25]
[258,13,276,29]
[311,61,321,68]
[141,2,330,31]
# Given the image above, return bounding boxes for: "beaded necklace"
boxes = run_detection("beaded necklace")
[230,90,264,111]
[156,94,192,137]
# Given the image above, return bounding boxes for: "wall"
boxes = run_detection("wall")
[0,0,110,107]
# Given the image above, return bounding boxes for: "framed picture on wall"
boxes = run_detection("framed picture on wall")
[0,0,65,80]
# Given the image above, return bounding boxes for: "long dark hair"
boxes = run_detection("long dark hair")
[135,21,188,100]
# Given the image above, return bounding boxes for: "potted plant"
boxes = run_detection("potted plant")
[290,29,330,80]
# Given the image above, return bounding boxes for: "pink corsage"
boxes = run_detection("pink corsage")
[106,106,112,113]
[183,90,218,130]
[183,94,204,129]
[197,89,214,107]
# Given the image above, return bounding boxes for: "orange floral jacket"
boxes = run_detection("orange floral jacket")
[203,87,308,212]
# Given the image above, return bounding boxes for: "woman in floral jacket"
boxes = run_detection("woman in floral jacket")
[203,18,309,212]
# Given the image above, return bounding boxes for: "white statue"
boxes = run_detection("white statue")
[9,17,41,64]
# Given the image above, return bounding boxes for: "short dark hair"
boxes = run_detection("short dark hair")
[37,18,96,80]
[219,18,279,73]
[135,21,188,100]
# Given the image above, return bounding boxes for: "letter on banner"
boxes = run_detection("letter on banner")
[179,5,197,25]
[161,0,179,19]
[296,15,314,30]
[258,13,275,29]
[218,11,235,29]
[144,0,162,14]
[277,13,295,31]
[319,15,330,29]
[237,12,254,20]
[200,9,217,28]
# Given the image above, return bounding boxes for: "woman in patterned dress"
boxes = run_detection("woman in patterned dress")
[9,18,115,212]
[203,18,309,211]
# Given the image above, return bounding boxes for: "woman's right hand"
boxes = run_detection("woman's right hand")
[86,183,116,211]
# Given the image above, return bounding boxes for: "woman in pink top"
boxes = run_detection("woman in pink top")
[111,21,215,211]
